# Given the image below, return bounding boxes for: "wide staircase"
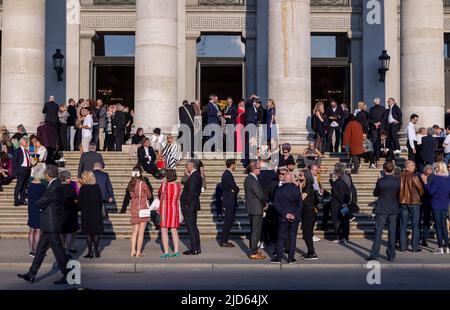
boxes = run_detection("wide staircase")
[0,151,405,239]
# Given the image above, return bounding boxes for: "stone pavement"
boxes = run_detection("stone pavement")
[0,238,449,271]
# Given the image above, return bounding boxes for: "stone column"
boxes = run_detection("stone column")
[135,0,178,134]
[0,0,46,132]
[66,0,81,102]
[401,0,444,127]
[384,0,400,104]
[79,30,95,100]
[185,34,199,102]
[268,0,311,147]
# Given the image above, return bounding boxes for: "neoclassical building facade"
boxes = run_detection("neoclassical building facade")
[0,0,449,146]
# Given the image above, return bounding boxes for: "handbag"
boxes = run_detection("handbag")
[138,181,151,218]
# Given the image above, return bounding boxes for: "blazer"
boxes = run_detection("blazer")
[43,101,59,124]
[244,174,266,216]
[179,104,195,129]
[224,104,238,125]
[221,169,239,206]
[330,177,351,209]
[112,111,126,132]
[137,146,157,166]
[420,135,438,164]
[180,169,203,211]
[373,175,401,215]
[244,100,258,125]
[424,175,450,211]
[207,102,221,125]
[36,179,66,233]
[325,106,344,127]
[258,169,279,203]
[93,170,115,202]
[37,123,58,149]
[12,147,30,176]
[369,105,385,127]
[274,183,302,221]
[77,151,105,178]
[383,104,403,127]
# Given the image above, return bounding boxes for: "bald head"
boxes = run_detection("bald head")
[282,171,294,184]
[49,96,55,102]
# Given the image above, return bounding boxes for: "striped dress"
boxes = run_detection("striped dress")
[162,143,181,169]
[158,181,182,228]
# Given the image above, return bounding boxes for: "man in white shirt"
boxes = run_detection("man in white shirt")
[443,126,450,165]
[12,137,31,206]
[405,114,419,161]
[385,98,403,155]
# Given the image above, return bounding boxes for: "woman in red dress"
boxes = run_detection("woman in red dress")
[236,100,246,153]
[129,166,152,257]
[158,169,182,258]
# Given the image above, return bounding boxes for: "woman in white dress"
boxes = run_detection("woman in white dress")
[78,107,93,153]
[162,134,181,170]
[31,137,47,178]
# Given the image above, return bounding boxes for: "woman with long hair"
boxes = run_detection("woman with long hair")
[78,171,104,258]
[355,101,370,134]
[312,101,327,154]
[58,103,69,151]
[236,100,246,154]
[266,99,277,151]
[162,134,181,169]
[78,107,93,153]
[158,169,182,258]
[128,166,152,257]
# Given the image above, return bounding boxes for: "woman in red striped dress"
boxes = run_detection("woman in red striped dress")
[158,169,182,258]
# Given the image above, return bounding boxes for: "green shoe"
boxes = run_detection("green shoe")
[171,252,180,258]
[160,253,170,259]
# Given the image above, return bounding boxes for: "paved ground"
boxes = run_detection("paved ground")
[1,238,450,290]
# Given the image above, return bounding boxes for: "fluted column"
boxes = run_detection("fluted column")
[268,0,311,146]
[401,0,444,127]
[134,0,178,133]
[0,0,46,132]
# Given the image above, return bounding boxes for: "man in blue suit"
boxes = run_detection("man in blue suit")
[206,94,222,152]
[12,137,32,206]
[220,159,240,247]
[93,162,115,215]
[242,94,259,167]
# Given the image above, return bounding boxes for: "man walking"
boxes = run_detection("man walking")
[399,160,424,252]
[18,165,69,284]
[244,163,267,260]
[219,159,240,247]
[78,143,105,179]
[181,160,203,255]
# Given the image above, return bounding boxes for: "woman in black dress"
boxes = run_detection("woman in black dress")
[312,101,327,154]
[59,170,79,258]
[78,171,104,258]
[27,165,46,257]
[355,101,370,135]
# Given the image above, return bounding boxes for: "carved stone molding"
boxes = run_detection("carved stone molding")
[186,16,256,32]
[94,0,135,4]
[81,14,135,30]
[310,16,361,32]
[311,0,351,6]
[445,17,450,30]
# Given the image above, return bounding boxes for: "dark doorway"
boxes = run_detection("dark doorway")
[95,65,135,109]
[199,64,244,107]
[311,65,350,111]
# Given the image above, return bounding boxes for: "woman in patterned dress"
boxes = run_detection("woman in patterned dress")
[128,166,152,257]
[158,169,182,258]
[162,134,181,170]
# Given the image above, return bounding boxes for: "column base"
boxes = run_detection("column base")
[278,129,312,154]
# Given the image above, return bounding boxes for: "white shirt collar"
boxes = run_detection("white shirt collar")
[48,178,57,187]
[250,173,258,180]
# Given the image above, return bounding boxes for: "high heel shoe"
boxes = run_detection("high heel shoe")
[171,252,180,258]
[160,253,170,259]
[84,253,94,259]
[136,253,146,258]
[94,252,101,258]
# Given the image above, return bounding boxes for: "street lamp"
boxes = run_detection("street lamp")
[378,50,390,83]
[52,49,65,82]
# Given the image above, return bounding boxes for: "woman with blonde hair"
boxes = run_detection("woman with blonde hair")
[422,161,450,254]
[26,164,46,257]
[266,99,277,151]
[58,103,69,151]
[355,101,370,134]
[78,171,104,258]
[312,101,327,153]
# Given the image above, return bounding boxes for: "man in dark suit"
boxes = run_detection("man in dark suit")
[112,104,126,151]
[325,99,344,152]
[419,128,438,173]
[383,97,403,154]
[271,171,302,264]
[223,97,238,152]
[93,163,115,215]
[18,165,69,285]
[206,95,222,152]
[43,96,60,126]
[368,161,401,262]
[137,137,162,179]
[242,95,259,167]
[244,162,267,260]
[77,143,105,179]
[12,137,31,206]
[181,160,203,255]
[219,159,240,247]
[369,97,385,146]
[179,100,195,156]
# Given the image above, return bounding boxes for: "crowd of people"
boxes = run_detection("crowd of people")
[2,94,450,284]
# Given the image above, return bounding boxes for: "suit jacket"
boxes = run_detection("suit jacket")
[343,120,364,155]
[93,170,115,202]
[137,145,157,167]
[244,100,258,125]
[274,183,302,222]
[112,111,126,133]
[373,175,401,215]
[77,151,105,178]
[221,169,239,206]
[330,177,351,210]
[258,169,279,203]
[37,179,66,233]
[12,147,30,176]
[244,174,266,216]
[43,101,59,125]
[369,105,385,128]
[207,102,221,125]
[383,104,403,128]
[179,104,195,129]
[37,123,58,149]
[224,104,238,125]
[325,106,344,127]
[420,136,438,164]
[180,170,203,211]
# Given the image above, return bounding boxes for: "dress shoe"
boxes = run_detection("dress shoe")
[421,241,428,247]
[270,257,281,264]
[183,250,198,256]
[94,252,101,258]
[287,258,297,264]
[410,248,422,253]
[17,273,35,283]
[249,253,267,260]
[54,277,68,285]
[84,253,94,259]
[119,209,127,214]
[220,242,235,248]
[366,256,378,261]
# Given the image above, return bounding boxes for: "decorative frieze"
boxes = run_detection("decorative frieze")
[310,16,361,32]
[199,0,245,5]
[81,14,135,30]
[311,0,351,6]
[186,16,256,32]
[94,0,135,4]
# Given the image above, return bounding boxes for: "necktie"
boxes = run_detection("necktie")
[24,149,30,167]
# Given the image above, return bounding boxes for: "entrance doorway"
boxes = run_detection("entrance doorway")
[197,60,245,107]
[311,63,350,111]
[93,57,135,109]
